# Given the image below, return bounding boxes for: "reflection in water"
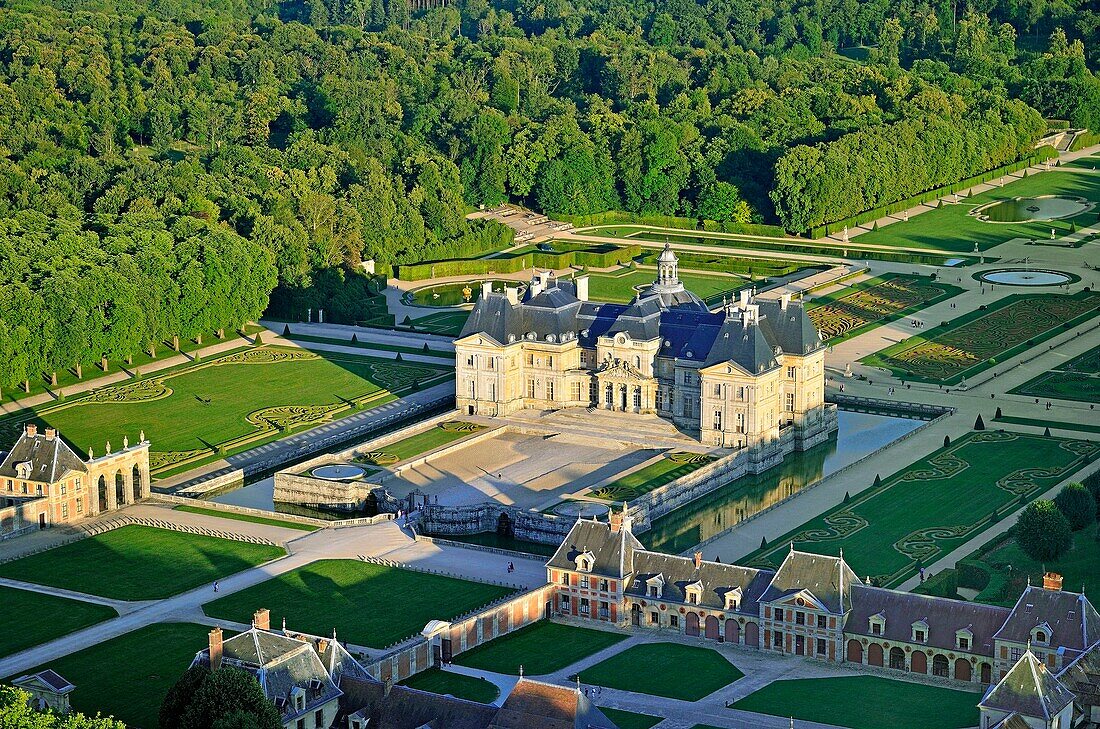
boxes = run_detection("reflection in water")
[642,411,924,555]
[210,476,274,509]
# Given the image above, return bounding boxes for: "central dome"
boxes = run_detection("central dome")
[639,243,709,311]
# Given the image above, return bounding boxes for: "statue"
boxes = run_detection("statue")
[123,435,129,449]
[842,225,849,242]
[105,440,111,455]
[462,285,473,302]
[88,447,94,460]
[139,430,145,442]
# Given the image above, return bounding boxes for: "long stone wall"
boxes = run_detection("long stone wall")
[418,503,573,545]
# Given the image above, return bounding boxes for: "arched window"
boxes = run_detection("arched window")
[605,383,613,405]
[634,355,641,368]
[1036,631,1046,643]
[932,654,949,677]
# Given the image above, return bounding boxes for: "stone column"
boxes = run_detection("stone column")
[88,478,101,517]
[122,470,134,505]
[106,475,117,512]
[139,462,151,499]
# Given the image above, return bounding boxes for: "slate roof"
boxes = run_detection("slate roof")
[989,713,1033,729]
[626,551,772,616]
[12,670,75,695]
[980,650,1075,720]
[1056,639,1100,717]
[701,317,780,374]
[845,584,1010,653]
[756,299,824,356]
[994,586,1100,656]
[762,550,860,614]
[0,429,86,484]
[340,678,497,729]
[547,519,643,580]
[489,678,617,729]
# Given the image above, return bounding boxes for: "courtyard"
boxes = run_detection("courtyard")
[806,273,962,342]
[579,642,743,701]
[454,621,627,676]
[1010,343,1100,403]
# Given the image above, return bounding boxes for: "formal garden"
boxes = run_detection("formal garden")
[730,675,981,729]
[352,420,487,467]
[861,291,1100,383]
[568,266,747,306]
[588,451,716,502]
[579,642,743,701]
[202,559,514,649]
[0,525,284,600]
[746,431,1099,587]
[0,345,451,477]
[454,621,627,676]
[0,587,118,657]
[1010,344,1100,403]
[806,274,963,342]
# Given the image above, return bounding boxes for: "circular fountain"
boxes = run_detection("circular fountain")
[977,269,1075,287]
[311,464,367,481]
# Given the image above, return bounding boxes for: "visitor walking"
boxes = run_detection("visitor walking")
[213,581,219,593]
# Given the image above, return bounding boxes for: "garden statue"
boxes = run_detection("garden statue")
[462,285,473,302]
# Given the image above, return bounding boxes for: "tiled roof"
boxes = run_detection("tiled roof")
[980,650,1075,720]
[995,586,1100,656]
[489,678,617,729]
[762,550,860,614]
[626,551,772,615]
[0,431,86,484]
[547,519,642,580]
[344,680,497,729]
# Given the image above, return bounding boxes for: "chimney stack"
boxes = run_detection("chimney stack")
[694,552,703,569]
[253,608,270,631]
[781,292,791,311]
[209,627,224,670]
[481,281,494,299]
[609,510,622,533]
[44,428,56,441]
[505,286,519,305]
[739,289,750,307]
[25,424,37,438]
[1043,572,1063,591]
[575,275,589,302]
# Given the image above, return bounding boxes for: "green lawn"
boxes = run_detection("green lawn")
[355,421,485,466]
[807,274,963,342]
[731,676,980,729]
[0,587,118,657]
[577,268,745,305]
[9,622,215,729]
[854,168,1100,252]
[173,505,320,531]
[429,531,558,557]
[408,310,471,336]
[994,414,1100,434]
[589,452,715,502]
[600,708,663,729]
[0,525,285,600]
[455,621,627,676]
[400,668,499,704]
[969,526,1100,607]
[1010,344,1100,404]
[203,559,513,649]
[746,431,1099,587]
[580,643,743,701]
[0,346,450,475]
[284,331,453,359]
[862,291,1100,384]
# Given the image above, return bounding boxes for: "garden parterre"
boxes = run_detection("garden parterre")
[807,273,962,341]
[1009,344,1100,403]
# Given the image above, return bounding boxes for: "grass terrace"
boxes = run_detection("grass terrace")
[579,643,743,701]
[731,675,980,729]
[282,331,453,359]
[203,559,514,649]
[455,621,627,676]
[807,273,963,342]
[635,248,817,279]
[0,587,118,657]
[569,267,746,306]
[429,532,559,557]
[173,505,320,531]
[405,310,471,336]
[354,421,486,466]
[1010,344,1100,404]
[588,452,716,502]
[400,668,500,704]
[600,708,663,729]
[746,431,1098,587]
[0,525,284,600]
[993,414,1100,435]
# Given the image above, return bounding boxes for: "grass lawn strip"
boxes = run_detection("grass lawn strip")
[806,273,963,343]
[429,532,558,557]
[173,505,319,531]
[400,668,499,704]
[589,452,716,502]
[970,525,1100,607]
[455,621,627,676]
[284,331,453,359]
[994,415,1100,435]
[407,311,471,336]
[745,431,1098,587]
[0,525,285,600]
[8,622,216,729]
[730,675,979,729]
[203,559,513,649]
[356,421,485,466]
[861,291,1100,384]
[1009,344,1100,404]
[599,708,663,729]
[580,643,743,701]
[0,586,118,657]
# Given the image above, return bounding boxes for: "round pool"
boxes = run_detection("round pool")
[551,500,610,518]
[978,269,1074,287]
[405,280,517,308]
[311,464,367,481]
[973,196,1090,223]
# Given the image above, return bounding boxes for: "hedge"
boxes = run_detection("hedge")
[556,210,787,238]
[956,559,994,591]
[1070,130,1100,152]
[394,244,641,281]
[911,568,959,598]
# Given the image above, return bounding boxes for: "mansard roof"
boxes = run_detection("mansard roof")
[547,518,642,580]
[626,551,773,615]
[490,677,617,729]
[995,586,1100,657]
[0,428,86,484]
[762,549,860,614]
[701,316,780,374]
[1057,639,1100,717]
[980,650,1076,720]
[845,584,1010,653]
[755,299,825,356]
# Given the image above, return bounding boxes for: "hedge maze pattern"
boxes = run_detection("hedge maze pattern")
[808,276,952,340]
[1011,344,1100,403]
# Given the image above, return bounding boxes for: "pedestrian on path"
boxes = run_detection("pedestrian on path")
[213,581,219,593]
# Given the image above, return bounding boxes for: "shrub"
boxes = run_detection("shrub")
[282,324,290,336]
[913,568,959,598]
[957,559,993,591]
[760,536,768,549]
[843,491,850,504]
[351,333,358,343]
[974,414,986,430]
[395,352,403,361]
[1015,500,1073,561]
[995,407,1002,419]
[1054,483,1096,531]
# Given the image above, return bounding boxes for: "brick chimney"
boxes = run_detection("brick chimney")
[609,510,622,533]
[1043,572,1063,591]
[25,424,37,437]
[575,276,590,302]
[694,552,703,569]
[44,428,56,441]
[253,608,270,631]
[209,627,224,670]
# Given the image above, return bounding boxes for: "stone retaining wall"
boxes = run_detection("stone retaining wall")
[418,503,573,545]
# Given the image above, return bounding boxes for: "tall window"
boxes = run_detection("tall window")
[787,366,796,378]
[488,382,496,400]
[528,380,536,398]
[713,410,723,430]
[605,384,614,406]
[526,353,534,366]
[547,381,555,400]
[466,355,474,366]
[713,383,722,397]
[581,350,588,364]
[786,393,795,411]
[634,355,641,368]
[487,357,495,370]
[548,356,554,368]
[468,380,476,398]
[571,381,582,401]
[633,388,641,408]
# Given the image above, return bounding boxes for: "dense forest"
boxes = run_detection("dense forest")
[0,0,1097,393]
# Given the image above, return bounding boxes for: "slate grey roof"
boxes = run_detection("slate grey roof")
[12,670,75,695]
[340,677,497,729]
[989,713,1033,729]
[626,551,772,616]
[845,584,1010,653]
[636,284,709,312]
[756,299,824,356]
[994,586,1100,656]
[1056,639,1100,717]
[701,317,780,374]
[547,519,643,580]
[980,650,1075,720]
[0,430,86,484]
[489,678,617,729]
[762,550,860,614]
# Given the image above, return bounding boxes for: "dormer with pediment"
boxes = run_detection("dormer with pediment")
[645,574,665,598]
[911,618,929,644]
[725,586,743,611]
[684,580,704,605]
[15,461,32,480]
[869,611,886,636]
[1031,622,1053,646]
[575,550,596,573]
[956,626,974,652]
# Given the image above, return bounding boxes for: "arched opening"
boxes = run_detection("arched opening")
[631,604,641,626]
[496,512,513,536]
[98,475,108,511]
[868,643,884,667]
[980,662,992,684]
[846,639,863,663]
[911,650,928,674]
[725,619,740,644]
[686,612,700,637]
[114,471,125,506]
[132,464,143,502]
[955,658,972,682]
[744,622,759,647]
[705,615,719,640]
[889,647,906,670]
[933,654,949,677]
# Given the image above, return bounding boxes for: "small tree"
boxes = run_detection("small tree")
[1044,426,1052,436]
[1054,482,1096,531]
[177,667,280,729]
[995,407,1002,419]
[395,352,403,361]
[351,333,358,343]
[873,474,881,488]
[1015,500,1073,561]
[161,665,210,729]
[282,324,290,336]
[760,536,768,549]
[0,685,125,728]
[943,435,951,448]
[843,490,850,504]
[974,414,985,430]
[423,343,430,352]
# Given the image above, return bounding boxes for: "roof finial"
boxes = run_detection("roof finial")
[519,664,524,678]
[790,541,795,553]
[282,616,287,631]
[575,675,581,694]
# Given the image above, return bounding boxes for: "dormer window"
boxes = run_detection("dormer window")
[685,580,704,606]
[574,551,595,573]
[725,587,743,611]
[956,627,974,651]
[646,574,665,598]
[869,613,886,636]
[912,620,928,643]
[1031,624,1052,646]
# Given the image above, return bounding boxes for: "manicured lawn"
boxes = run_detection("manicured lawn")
[356,421,485,466]
[578,268,745,305]
[0,346,450,475]
[994,414,1100,435]
[969,526,1100,607]
[1010,344,1100,404]
[284,331,454,359]
[400,668,500,704]
[746,431,1099,587]
[731,675,980,729]
[0,587,118,657]
[173,505,319,531]
[589,452,715,502]
[807,274,963,342]
[635,249,811,278]
[861,291,1100,383]
[600,708,663,729]
[203,560,513,649]
[10,622,215,729]
[408,310,471,336]
[580,643,743,701]
[456,621,627,676]
[0,525,285,600]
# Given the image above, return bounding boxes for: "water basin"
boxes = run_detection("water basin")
[974,196,1090,223]
[311,463,367,481]
[978,269,1073,287]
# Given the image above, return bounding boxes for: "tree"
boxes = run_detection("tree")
[160,665,210,729]
[0,685,125,728]
[1015,500,1073,562]
[1053,482,1096,531]
[172,667,280,729]
[974,414,986,430]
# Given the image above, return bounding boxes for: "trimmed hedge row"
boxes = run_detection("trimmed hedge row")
[557,210,786,238]
[1070,130,1100,152]
[806,147,1060,239]
[394,244,641,281]
[911,568,959,598]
